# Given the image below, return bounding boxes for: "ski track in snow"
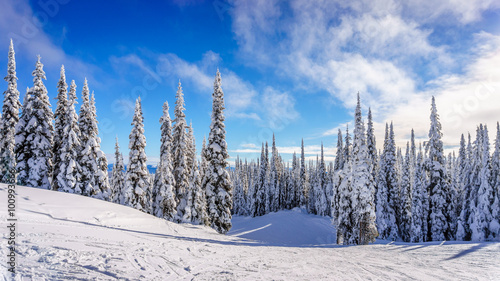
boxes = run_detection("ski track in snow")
[1,184,499,280]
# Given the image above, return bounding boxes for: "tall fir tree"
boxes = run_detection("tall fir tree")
[203,70,232,234]
[152,101,177,221]
[16,56,53,189]
[76,79,96,196]
[56,80,81,193]
[124,97,150,212]
[90,92,111,200]
[15,88,33,186]
[334,129,344,171]
[375,123,399,240]
[411,143,426,242]
[1,40,21,183]
[172,81,190,221]
[299,139,309,208]
[425,96,450,241]
[350,94,377,244]
[52,65,68,191]
[400,142,413,242]
[111,137,126,204]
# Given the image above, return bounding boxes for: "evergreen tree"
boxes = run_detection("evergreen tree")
[172,81,190,221]
[191,159,208,225]
[1,40,21,183]
[203,70,232,234]
[334,129,344,171]
[254,143,268,216]
[411,143,425,242]
[350,94,377,244]
[375,123,399,240]
[152,101,177,221]
[366,108,378,187]
[491,123,500,238]
[15,88,32,186]
[90,92,111,201]
[56,80,81,193]
[299,139,309,208]
[52,65,68,191]
[111,137,126,204]
[400,142,413,242]
[76,79,96,196]
[124,97,150,212]
[425,97,450,241]
[16,56,53,189]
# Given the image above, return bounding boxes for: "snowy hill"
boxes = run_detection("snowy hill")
[1,184,499,280]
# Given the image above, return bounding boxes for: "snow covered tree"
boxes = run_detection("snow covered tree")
[457,134,474,240]
[269,134,280,212]
[76,79,96,196]
[334,129,344,171]
[375,123,399,240]
[470,125,498,240]
[350,94,377,244]
[491,123,500,238]
[172,81,190,221]
[124,97,150,212]
[52,65,68,191]
[254,143,268,217]
[411,143,426,242]
[15,88,32,186]
[191,159,208,225]
[15,56,53,189]
[55,80,81,193]
[336,159,354,244]
[90,92,111,201]
[425,97,450,241]
[203,70,232,234]
[111,137,125,203]
[152,101,177,221]
[299,139,308,208]
[400,142,413,242]
[1,40,21,183]
[366,108,378,184]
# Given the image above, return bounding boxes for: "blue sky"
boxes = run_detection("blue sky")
[1,0,499,165]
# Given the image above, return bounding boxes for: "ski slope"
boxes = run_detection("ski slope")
[1,184,499,280]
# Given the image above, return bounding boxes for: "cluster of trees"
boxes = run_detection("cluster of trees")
[0,41,232,234]
[231,94,500,244]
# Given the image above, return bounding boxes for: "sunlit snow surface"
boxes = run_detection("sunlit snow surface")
[1,184,499,280]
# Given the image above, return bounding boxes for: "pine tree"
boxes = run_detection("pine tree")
[152,101,177,220]
[90,92,111,201]
[269,134,280,212]
[334,129,344,171]
[254,143,268,216]
[15,88,33,186]
[375,123,399,240]
[350,94,377,244]
[1,40,21,183]
[56,80,81,193]
[366,108,378,188]
[411,143,425,242]
[111,137,125,204]
[470,125,496,240]
[425,96,450,241]
[18,56,53,189]
[299,139,308,208]
[191,159,208,225]
[203,70,232,234]
[172,81,190,221]
[125,97,150,212]
[457,134,474,240]
[52,65,68,191]
[491,123,500,238]
[76,79,96,196]
[336,160,354,244]
[400,142,413,242]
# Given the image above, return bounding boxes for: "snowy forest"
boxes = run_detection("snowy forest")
[230,94,500,245]
[0,41,232,234]
[2,40,499,245]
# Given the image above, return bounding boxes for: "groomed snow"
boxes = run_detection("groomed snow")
[1,184,499,280]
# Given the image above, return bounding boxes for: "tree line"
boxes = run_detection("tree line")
[0,41,232,234]
[230,95,500,245]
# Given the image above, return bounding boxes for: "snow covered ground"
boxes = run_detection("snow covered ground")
[1,184,499,280]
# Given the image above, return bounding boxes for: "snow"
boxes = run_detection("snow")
[1,184,499,280]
